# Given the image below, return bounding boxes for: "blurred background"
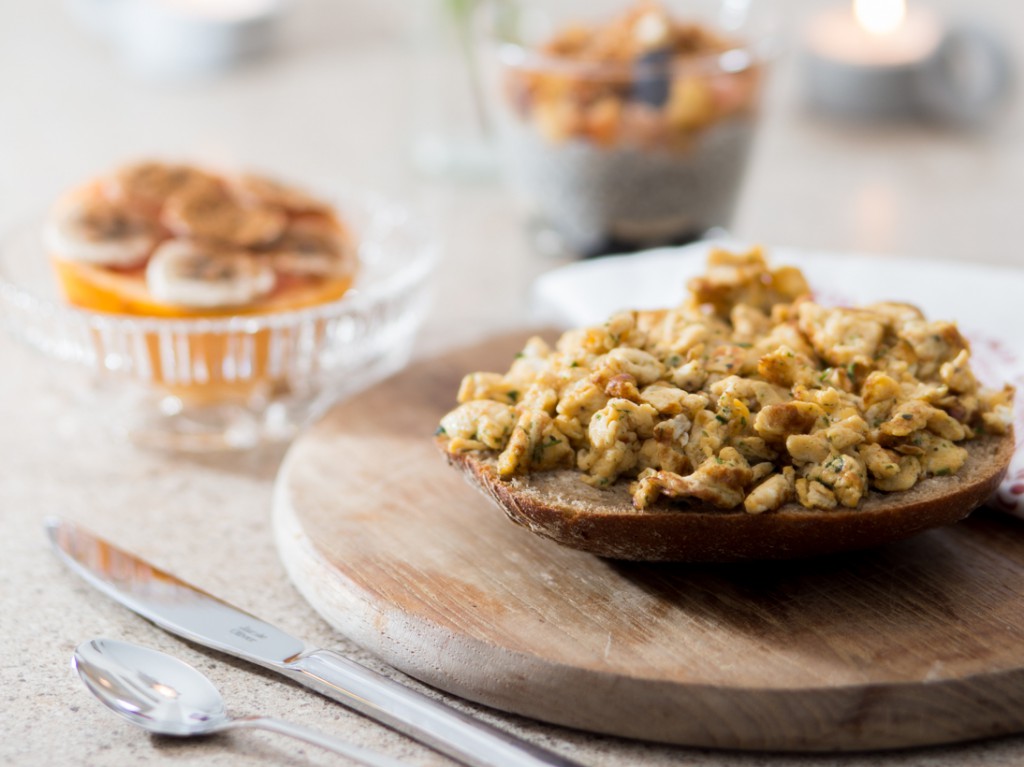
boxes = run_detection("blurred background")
[1,0,1020,347]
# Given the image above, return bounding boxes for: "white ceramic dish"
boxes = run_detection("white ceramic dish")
[530,240,1024,515]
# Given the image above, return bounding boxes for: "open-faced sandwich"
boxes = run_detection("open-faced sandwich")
[437,248,1016,561]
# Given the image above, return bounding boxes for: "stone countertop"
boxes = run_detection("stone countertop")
[2,0,1024,765]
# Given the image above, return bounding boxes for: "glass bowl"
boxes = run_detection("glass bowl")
[480,0,778,258]
[0,191,437,451]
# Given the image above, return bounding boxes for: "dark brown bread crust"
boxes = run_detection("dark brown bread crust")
[440,432,1016,562]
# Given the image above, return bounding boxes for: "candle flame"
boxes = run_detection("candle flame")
[853,0,906,36]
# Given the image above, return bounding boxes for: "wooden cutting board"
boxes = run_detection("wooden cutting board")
[273,331,1024,752]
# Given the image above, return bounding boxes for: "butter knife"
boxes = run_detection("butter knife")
[46,517,583,767]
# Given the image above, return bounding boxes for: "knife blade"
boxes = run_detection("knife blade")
[46,517,584,767]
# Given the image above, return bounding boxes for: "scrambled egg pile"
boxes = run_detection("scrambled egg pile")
[440,249,1014,514]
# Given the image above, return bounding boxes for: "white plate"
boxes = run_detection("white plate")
[530,241,1024,516]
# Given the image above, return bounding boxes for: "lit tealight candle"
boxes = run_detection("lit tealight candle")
[802,0,944,119]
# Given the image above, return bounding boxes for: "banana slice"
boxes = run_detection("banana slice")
[44,188,158,267]
[232,173,333,215]
[108,161,221,215]
[265,219,356,278]
[145,240,276,308]
[162,183,286,248]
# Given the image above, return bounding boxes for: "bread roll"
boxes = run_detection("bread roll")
[440,431,1014,561]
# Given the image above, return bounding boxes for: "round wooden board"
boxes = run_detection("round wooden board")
[273,330,1024,752]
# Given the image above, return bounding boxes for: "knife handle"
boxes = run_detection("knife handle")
[283,649,584,767]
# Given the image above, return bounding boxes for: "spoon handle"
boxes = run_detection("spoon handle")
[231,716,407,767]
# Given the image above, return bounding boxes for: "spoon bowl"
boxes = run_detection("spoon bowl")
[73,638,404,766]
[74,638,229,737]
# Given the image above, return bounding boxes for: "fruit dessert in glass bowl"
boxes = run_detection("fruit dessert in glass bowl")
[47,162,357,322]
[484,0,774,257]
[0,161,435,450]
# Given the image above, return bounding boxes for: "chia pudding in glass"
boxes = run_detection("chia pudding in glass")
[484,0,775,257]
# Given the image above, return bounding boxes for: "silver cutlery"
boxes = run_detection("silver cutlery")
[74,637,406,766]
[47,517,584,767]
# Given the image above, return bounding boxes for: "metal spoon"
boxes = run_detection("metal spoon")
[73,638,406,766]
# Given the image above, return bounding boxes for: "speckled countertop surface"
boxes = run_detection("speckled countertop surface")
[3,1,1024,765]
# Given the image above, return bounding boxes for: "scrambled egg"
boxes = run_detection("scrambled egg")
[440,248,1015,514]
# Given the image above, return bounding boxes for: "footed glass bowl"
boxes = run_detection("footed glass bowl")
[0,192,436,451]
